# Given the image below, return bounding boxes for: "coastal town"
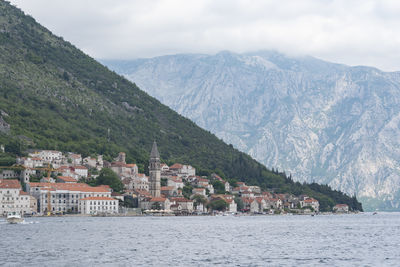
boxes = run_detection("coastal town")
[0,142,350,217]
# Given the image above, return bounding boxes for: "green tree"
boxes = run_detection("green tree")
[182,184,193,199]
[212,180,226,194]
[161,178,168,186]
[234,196,244,211]
[192,194,208,209]
[151,202,161,210]
[208,199,228,211]
[96,168,124,193]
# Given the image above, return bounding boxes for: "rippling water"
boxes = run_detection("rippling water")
[1,212,400,266]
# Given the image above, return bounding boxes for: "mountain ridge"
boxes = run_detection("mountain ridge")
[102,51,400,211]
[0,1,362,211]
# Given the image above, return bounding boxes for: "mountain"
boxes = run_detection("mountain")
[102,51,400,211]
[0,1,362,211]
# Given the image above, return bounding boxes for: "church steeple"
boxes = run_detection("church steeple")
[150,140,160,159]
[149,141,161,197]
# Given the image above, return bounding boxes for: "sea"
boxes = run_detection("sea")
[1,212,399,266]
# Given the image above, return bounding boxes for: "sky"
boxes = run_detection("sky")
[9,0,400,71]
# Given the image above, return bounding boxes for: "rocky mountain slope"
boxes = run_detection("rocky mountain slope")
[0,1,362,210]
[103,51,400,211]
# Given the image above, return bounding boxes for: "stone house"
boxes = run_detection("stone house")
[333,204,349,213]
[0,179,33,216]
[300,197,319,212]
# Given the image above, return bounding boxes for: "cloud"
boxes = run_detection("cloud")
[9,0,400,71]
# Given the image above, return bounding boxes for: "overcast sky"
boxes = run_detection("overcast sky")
[9,0,400,71]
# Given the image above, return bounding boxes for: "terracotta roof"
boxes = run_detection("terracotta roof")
[169,163,183,169]
[171,197,193,203]
[111,162,127,167]
[126,164,137,167]
[0,179,21,189]
[135,189,151,196]
[80,196,116,201]
[241,197,254,204]
[28,182,110,192]
[20,190,29,195]
[150,197,167,202]
[57,176,76,182]
[334,204,348,207]
[197,178,209,183]
[161,186,174,191]
[256,197,265,203]
[74,166,87,170]
[304,198,318,203]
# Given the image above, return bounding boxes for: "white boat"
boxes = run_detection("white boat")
[6,211,24,224]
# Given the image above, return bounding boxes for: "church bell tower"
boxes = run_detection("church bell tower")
[149,141,161,197]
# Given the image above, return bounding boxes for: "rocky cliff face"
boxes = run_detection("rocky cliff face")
[102,51,400,210]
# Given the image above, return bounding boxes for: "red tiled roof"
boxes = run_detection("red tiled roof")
[28,182,110,192]
[161,186,174,191]
[304,198,318,203]
[80,196,116,201]
[74,166,87,170]
[126,164,137,167]
[255,197,265,203]
[20,190,29,195]
[111,162,127,167]
[334,204,348,207]
[169,163,183,169]
[57,176,76,182]
[0,179,21,189]
[171,197,193,203]
[150,197,167,202]
[135,189,151,196]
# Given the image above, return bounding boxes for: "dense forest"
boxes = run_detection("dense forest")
[0,1,362,211]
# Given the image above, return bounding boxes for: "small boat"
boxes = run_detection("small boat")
[6,211,24,224]
[373,212,378,215]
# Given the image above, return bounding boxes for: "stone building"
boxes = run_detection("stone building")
[149,141,161,198]
[0,179,32,216]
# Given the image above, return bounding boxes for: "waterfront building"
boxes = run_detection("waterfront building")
[149,141,161,198]
[27,182,112,214]
[0,179,33,216]
[79,196,118,215]
[170,197,194,213]
[300,197,320,212]
[333,204,349,213]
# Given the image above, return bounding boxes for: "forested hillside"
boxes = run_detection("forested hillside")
[0,1,362,211]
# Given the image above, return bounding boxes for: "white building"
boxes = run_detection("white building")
[0,170,18,179]
[169,163,196,178]
[78,196,118,215]
[333,204,349,213]
[67,153,82,166]
[29,150,63,167]
[27,182,112,214]
[300,197,320,212]
[73,166,88,178]
[0,179,33,216]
